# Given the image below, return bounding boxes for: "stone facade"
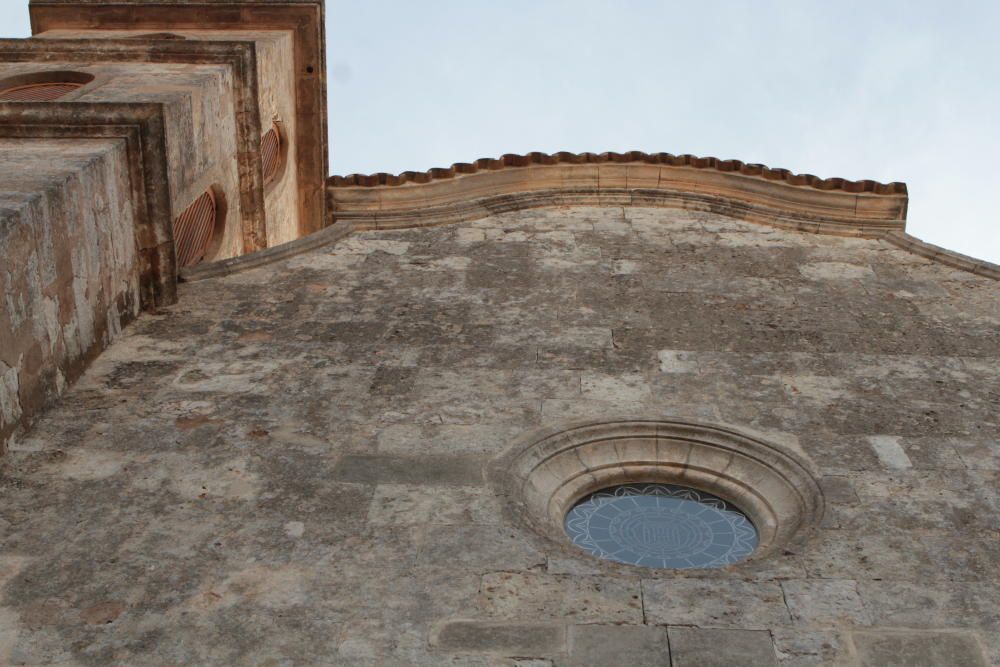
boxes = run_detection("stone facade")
[1,1,999,665]
[2,206,998,665]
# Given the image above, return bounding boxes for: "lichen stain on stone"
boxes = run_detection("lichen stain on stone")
[184,566,308,613]
[0,360,22,424]
[171,359,284,394]
[51,448,127,481]
[160,456,262,501]
[78,600,124,625]
[798,261,876,281]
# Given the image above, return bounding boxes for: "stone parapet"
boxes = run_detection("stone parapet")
[327,151,909,238]
[327,151,998,280]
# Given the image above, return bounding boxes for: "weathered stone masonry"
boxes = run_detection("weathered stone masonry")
[3,205,999,665]
[1,1,999,665]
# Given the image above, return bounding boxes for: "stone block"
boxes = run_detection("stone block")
[368,365,418,396]
[951,438,1000,470]
[818,475,859,504]
[781,579,872,626]
[566,624,669,666]
[507,369,582,400]
[580,372,651,402]
[330,453,484,486]
[368,483,500,526]
[852,630,987,667]
[856,580,1000,629]
[657,349,701,374]
[414,525,546,572]
[541,398,647,422]
[867,435,913,470]
[770,628,849,667]
[643,579,791,628]
[432,620,565,656]
[801,526,999,581]
[668,627,778,667]
[479,572,642,624]
[376,423,524,455]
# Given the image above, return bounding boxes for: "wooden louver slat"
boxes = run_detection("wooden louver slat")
[173,190,216,268]
[260,124,282,186]
[0,82,83,101]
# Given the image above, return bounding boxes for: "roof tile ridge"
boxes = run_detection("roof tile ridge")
[327,150,908,196]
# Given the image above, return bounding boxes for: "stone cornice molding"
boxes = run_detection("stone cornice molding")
[882,231,1000,280]
[29,0,328,237]
[0,37,268,253]
[0,102,176,305]
[330,151,906,195]
[327,151,908,238]
[323,152,997,280]
[178,219,352,281]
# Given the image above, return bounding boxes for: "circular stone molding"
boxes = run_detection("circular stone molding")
[491,418,824,568]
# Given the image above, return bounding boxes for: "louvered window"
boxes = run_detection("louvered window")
[261,122,283,186]
[0,82,83,101]
[173,190,217,268]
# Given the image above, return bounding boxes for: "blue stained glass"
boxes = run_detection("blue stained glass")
[563,483,758,569]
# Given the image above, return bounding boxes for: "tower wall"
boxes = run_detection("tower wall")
[0,138,140,447]
[0,0,326,452]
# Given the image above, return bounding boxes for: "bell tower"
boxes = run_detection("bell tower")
[0,0,327,450]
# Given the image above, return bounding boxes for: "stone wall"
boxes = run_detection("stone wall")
[0,138,140,450]
[34,28,303,249]
[1,205,996,665]
[234,29,299,246]
[0,59,244,260]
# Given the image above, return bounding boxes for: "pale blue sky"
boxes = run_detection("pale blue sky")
[4,2,998,262]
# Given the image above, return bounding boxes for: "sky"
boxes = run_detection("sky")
[4,1,998,262]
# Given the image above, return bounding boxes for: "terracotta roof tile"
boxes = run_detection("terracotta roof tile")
[328,150,907,196]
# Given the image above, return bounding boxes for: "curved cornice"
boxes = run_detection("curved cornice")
[179,220,353,282]
[328,151,906,194]
[883,232,1000,280]
[326,151,908,238]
